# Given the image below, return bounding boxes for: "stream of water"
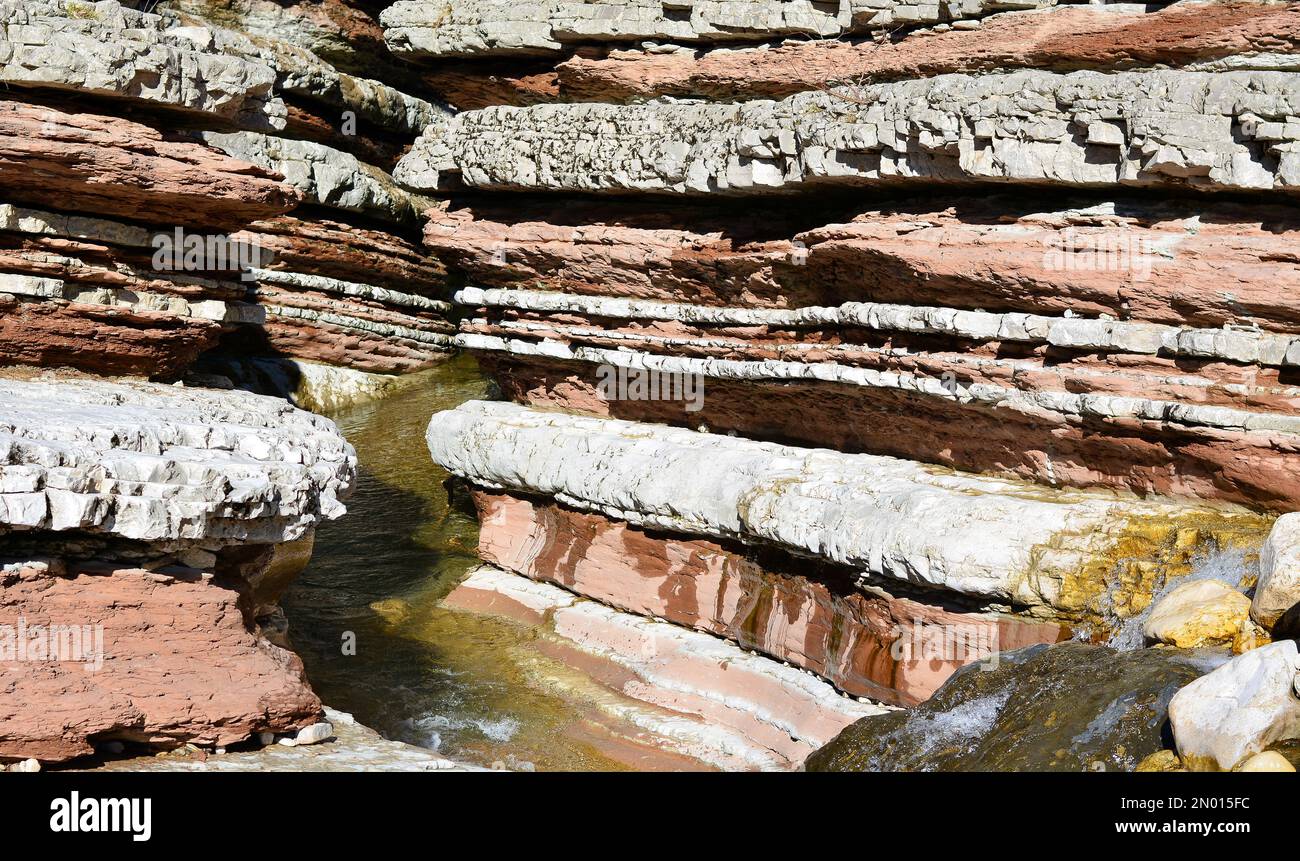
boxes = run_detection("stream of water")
[280,356,677,771]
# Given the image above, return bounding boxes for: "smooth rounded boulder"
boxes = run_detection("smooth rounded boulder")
[1168,640,1300,771]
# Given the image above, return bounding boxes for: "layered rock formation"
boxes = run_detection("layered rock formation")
[0,0,455,402]
[9,0,1300,772]
[0,0,442,765]
[0,373,356,762]
[445,564,885,770]
[403,0,1300,768]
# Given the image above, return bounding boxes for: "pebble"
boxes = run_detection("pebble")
[1236,751,1295,772]
[295,722,334,746]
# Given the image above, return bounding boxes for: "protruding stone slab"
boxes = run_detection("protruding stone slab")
[381,0,1055,59]
[202,131,434,225]
[0,374,355,549]
[0,101,301,229]
[426,400,1262,617]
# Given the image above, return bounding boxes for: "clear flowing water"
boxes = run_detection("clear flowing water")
[280,356,658,771]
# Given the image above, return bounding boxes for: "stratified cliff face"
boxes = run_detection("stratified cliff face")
[408,0,1300,764]
[0,0,446,764]
[8,0,1300,772]
[0,0,455,401]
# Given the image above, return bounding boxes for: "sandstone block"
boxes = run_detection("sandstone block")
[1143,579,1252,649]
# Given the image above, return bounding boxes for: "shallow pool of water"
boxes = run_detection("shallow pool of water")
[280,356,652,771]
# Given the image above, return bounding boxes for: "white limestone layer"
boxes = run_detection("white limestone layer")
[0,375,356,548]
[397,69,1300,196]
[425,400,1244,611]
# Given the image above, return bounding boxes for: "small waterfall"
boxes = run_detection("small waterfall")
[1095,547,1255,651]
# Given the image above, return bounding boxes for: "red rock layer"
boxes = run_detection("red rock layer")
[0,236,249,305]
[429,196,1300,329]
[556,2,1300,102]
[238,215,447,297]
[420,58,565,110]
[480,353,1300,511]
[0,100,301,230]
[0,561,321,763]
[0,295,221,379]
[252,316,450,375]
[472,490,1069,706]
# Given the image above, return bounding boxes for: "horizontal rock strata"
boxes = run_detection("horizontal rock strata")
[412,0,1300,771]
[436,190,1300,508]
[0,375,354,547]
[0,0,285,129]
[443,564,884,769]
[380,0,1068,59]
[398,68,1300,196]
[0,374,357,763]
[428,401,1267,620]
[0,0,458,766]
[555,2,1300,102]
[0,1,456,388]
[473,490,1068,705]
[0,99,301,229]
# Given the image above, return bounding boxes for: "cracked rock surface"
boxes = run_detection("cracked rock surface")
[0,374,355,549]
[399,69,1300,196]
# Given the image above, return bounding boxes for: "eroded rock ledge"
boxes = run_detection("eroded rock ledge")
[444,564,885,770]
[381,0,1078,59]
[0,373,357,764]
[398,69,1300,196]
[553,2,1300,103]
[0,375,354,546]
[426,400,1266,618]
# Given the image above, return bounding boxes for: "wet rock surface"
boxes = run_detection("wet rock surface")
[806,642,1214,772]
